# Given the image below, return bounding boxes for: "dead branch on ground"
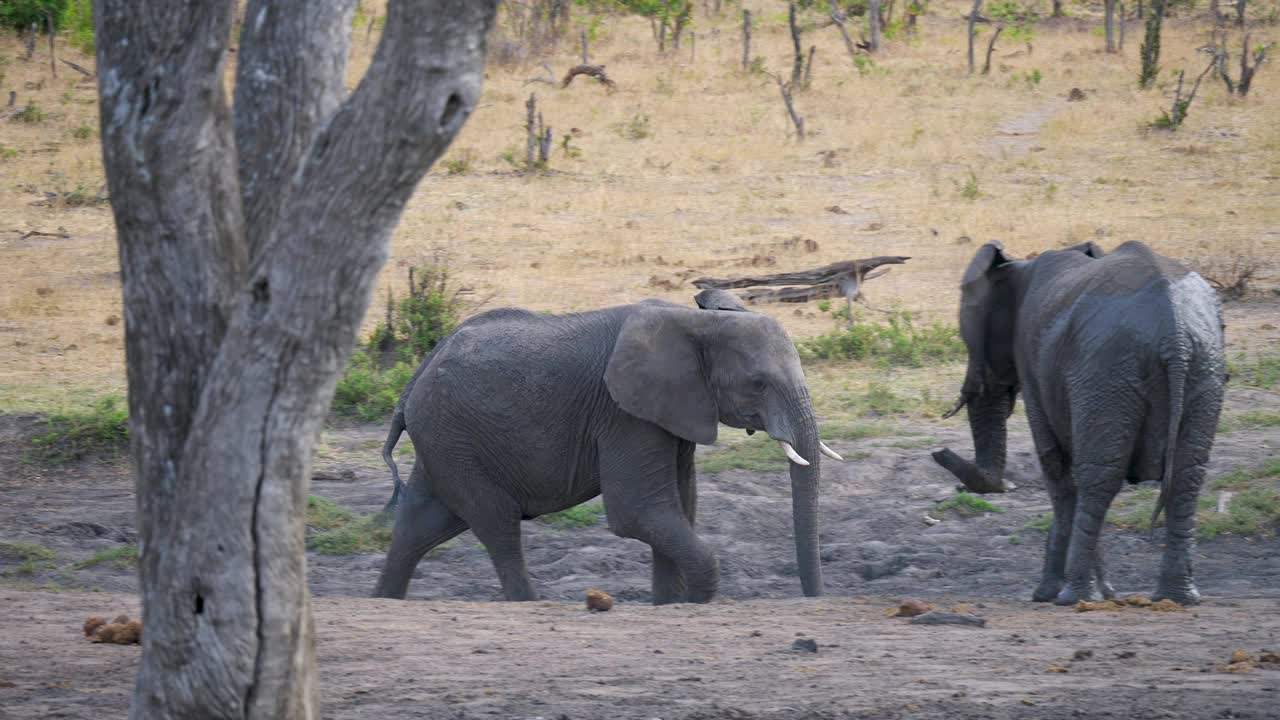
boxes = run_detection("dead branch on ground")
[561,64,617,91]
[692,256,910,323]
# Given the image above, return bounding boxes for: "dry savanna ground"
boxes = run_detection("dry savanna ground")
[1,2,1279,718]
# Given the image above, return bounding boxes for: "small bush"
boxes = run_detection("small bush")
[443,149,475,175]
[74,544,138,570]
[617,113,652,140]
[333,264,461,421]
[540,501,605,529]
[12,104,47,123]
[60,0,93,53]
[798,311,965,367]
[71,125,94,140]
[29,396,129,464]
[955,170,982,200]
[934,491,1005,517]
[332,352,416,422]
[0,0,68,31]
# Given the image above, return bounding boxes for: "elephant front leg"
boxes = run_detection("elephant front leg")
[652,441,700,604]
[1154,464,1207,606]
[1054,463,1124,606]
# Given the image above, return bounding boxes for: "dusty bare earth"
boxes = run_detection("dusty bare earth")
[1,330,1278,717]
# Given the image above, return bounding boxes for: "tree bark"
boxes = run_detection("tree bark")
[94,1,499,717]
[789,3,805,86]
[1105,0,1117,53]
[1139,0,1166,88]
[868,0,883,53]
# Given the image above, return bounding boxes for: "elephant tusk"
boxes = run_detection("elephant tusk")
[779,441,810,466]
[818,441,844,462]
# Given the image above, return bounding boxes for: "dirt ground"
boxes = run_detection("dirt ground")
[2,591,1279,720]
[2,338,1278,717]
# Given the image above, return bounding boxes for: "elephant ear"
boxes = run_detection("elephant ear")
[959,241,1016,396]
[1061,241,1105,259]
[605,308,719,445]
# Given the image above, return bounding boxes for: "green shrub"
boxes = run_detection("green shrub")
[29,396,129,464]
[798,311,965,367]
[617,113,652,140]
[540,501,605,529]
[74,544,138,570]
[332,351,417,421]
[60,0,92,53]
[934,491,1005,517]
[0,0,68,31]
[333,264,461,421]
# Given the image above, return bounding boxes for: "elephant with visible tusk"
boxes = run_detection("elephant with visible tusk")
[932,240,1227,606]
[373,299,840,603]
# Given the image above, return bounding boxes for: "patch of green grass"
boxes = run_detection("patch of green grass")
[818,419,895,441]
[74,544,138,570]
[1023,512,1054,532]
[701,434,788,473]
[1227,353,1280,390]
[332,353,416,422]
[28,396,129,464]
[1111,460,1280,540]
[1220,412,1280,433]
[1197,488,1280,540]
[12,104,47,123]
[71,125,94,140]
[0,542,57,577]
[305,495,392,555]
[539,501,605,530]
[934,491,1006,517]
[888,437,936,449]
[799,311,965,367]
[306,495,355,530]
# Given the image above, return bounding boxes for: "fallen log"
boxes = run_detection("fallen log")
[691,255,909,323]
[561,64,617,92]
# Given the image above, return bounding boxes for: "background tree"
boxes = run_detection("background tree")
[1139,0,1167,87]
[93,0,499,717]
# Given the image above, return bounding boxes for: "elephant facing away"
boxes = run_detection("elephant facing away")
[933,240,1226,606]
[373,301,840,604]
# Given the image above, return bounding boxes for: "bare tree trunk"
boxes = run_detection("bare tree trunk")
[968,0,983,74]
[526,92,538,168]
[1139,0,1166,88]
[94,1,499,717]
[1105,0,1117,53]
[1235,0,1245,27]
[581,29,589,64]
[1052,0,1063,16]
[983,26,1003,74]
[829,0,860,68]
[868,0,882,52]
[46,11,57,78]
[742,9,752,71]
[789,3,805,86]
[1119,1,1127,50]
[804,45,817,88]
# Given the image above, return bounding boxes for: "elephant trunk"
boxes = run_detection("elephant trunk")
[932,389,1014,494]
[774,397,824,597]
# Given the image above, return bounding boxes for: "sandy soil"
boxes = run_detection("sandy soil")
[2,591,1278,720]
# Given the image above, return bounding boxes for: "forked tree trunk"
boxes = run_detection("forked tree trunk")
[94,1,499,717]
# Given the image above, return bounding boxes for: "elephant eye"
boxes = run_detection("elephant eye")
[751,377,768,393]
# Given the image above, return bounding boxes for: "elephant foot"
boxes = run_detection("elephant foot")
[1053,584,1103,607]
[1032,578,1063,603]
[1153,584,1201,607]
[1099,580,1117,600]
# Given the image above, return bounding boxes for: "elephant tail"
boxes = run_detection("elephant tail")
[383,403,407,495]
[1148,351,1188,536]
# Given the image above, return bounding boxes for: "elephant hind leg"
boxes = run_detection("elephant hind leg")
[1054,460,1128,606]
[373,467,469,599]
[1153,462,1208,605]
[464,490,539,602]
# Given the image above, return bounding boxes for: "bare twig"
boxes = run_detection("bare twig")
[774,74,805,141]
[829,0,860,68]
[560,64,617,91]
[983,26,1004,74]
[61,59,95,77]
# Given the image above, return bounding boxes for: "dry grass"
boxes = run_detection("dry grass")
[0,3,1277,409]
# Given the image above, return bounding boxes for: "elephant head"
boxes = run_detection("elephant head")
[604,306,837,597]
[933,241,1105,494]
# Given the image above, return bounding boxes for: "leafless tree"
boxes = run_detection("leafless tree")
[1105,0,1118,53]
[789,3,805,86]
[829,0,862,67]
[93,1,499,716]
[868,0,883,52]
[967,0,985,74]
[743,9,753,71]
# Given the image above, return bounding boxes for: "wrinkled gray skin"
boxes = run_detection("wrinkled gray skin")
[373,300,826,603]
[933,240,1226,606]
